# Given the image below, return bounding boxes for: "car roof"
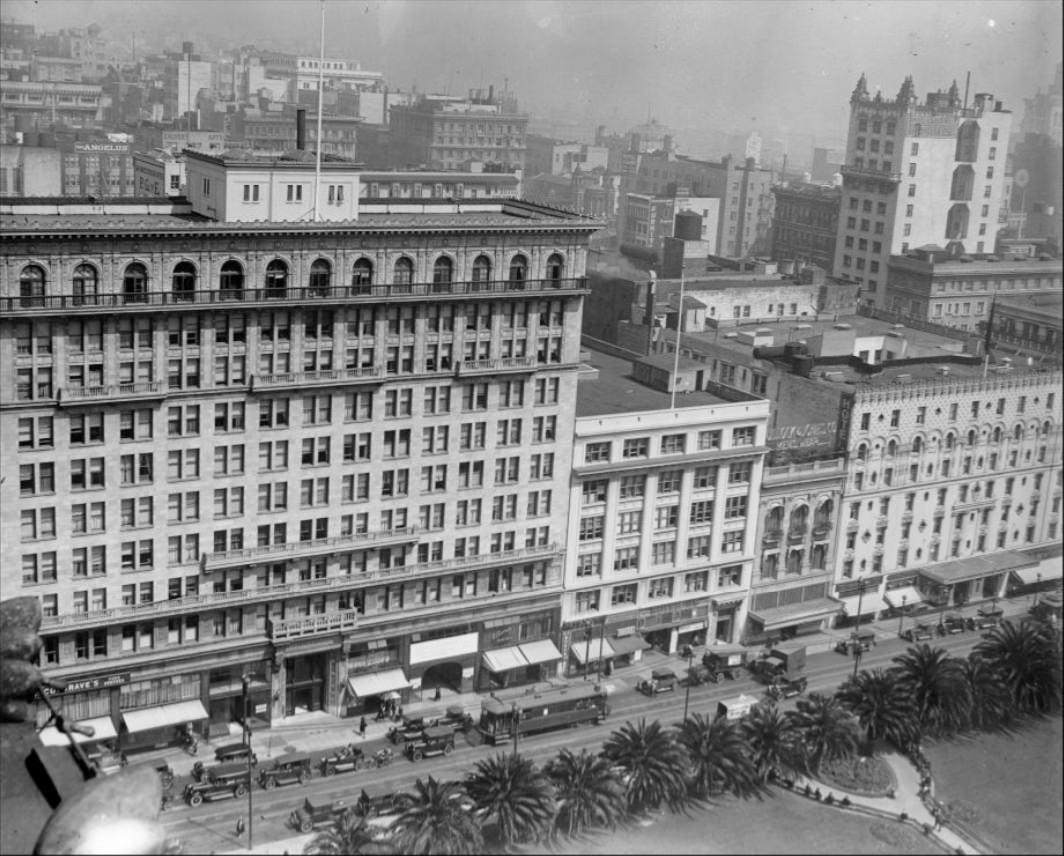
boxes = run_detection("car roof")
[211,762,248,776]
[423,725,454,738]
[651,668,676,679]
[216,742,250,753]
[273,752,311,765]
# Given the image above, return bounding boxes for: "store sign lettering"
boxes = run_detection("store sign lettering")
[768,421,837,450]
[45,673,131,694]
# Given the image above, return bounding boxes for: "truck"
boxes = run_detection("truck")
[753,642,808,700]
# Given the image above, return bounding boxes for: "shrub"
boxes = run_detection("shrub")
[899,811,908,822]
[923,824,932,835]
[841,796,851,807]
[824,793,835,805]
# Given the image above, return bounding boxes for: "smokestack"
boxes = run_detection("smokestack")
[296,108,307,151]
[488,84,495,103]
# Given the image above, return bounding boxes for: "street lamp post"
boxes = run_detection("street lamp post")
[511,703,520,755]
[852,579,866,679]
[241,675,253,848]
[854,578,866,633]
[682,647,694,722]
[898,595,908,637]
[583,623,592,681]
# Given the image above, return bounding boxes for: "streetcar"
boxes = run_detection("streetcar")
[478,682,609,744]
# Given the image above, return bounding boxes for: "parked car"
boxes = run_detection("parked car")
[387,717,427,745]
[702,644,749,681]
[432,705,475,733]
[258,752,312,790]
[834,628,876,655]
[320,744,373,776]
[636,668,678,696]
[192,742,258,781]
[358,788,405,817]
[941,613,966,635]
[974,607,1004,630]
[183,763,250,806]
[902,623,934,642]
[405,725,456,762]
[372,747,395,767]
[290,797,351,833]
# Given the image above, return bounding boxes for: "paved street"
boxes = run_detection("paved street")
[150,591,1043,854]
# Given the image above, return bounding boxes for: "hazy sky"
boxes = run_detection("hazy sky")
[6,0,1062,145]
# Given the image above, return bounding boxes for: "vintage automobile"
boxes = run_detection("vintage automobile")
[636,668,678,696]
[358,788,405,817]
[405,725,456,762]
[320,744,374,776]
[701,644,750,681]
[387,716,427,745]
[973,607,1004,630]
[938,613,967,635]
[258,752,313,790]
[834,628,876,656]
[183,763,251,806]
[432,705,475,733]
[372,746,395,767]
[766,674,809,701]
[902,622,934,642]
[716,693,761,721]
[290,797,351,833]
[192,742,258,781]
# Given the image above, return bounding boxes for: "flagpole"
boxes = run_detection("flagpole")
[313,0,326,222]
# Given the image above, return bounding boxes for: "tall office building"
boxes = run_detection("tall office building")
[0,151,599,748]
[833,75,1012,308]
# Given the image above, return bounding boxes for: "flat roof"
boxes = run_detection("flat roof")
[576,348,730,417]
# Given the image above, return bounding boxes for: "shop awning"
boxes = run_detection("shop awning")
[347,668,410,699]
[518,639,563,665]
[409,631,479,666]
[1011,564,1064,585]
[569,638,617,664]
[608,634,651,656]
[920,550,1037,586]
[838,591,888,616]
[481,646,528,674]
[39,715,117,747]
[122,700,208,734]
[884,587,923,609]
[749,598,843,631]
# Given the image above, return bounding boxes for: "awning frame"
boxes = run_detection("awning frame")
[347,668,411,699]
[39,715,118,747]
[569,639,617,664]
[517,639,563,666]
[481,646,528,674]
[121,700,208,734]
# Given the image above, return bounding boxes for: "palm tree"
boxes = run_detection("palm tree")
[544,748,627,840]
[464,752,556,848]
[303,807,391,856]
[742,701,805,783]
[963,654,1013,732]
[835,667,917,753]
[892,643,971,736]
[676,712,761,800]
[391,776,484,856]
[600,718,689,814]
[975,619,1063,716]
[791,693,859,773]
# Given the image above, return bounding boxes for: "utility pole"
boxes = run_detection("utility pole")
[242,674,253,848]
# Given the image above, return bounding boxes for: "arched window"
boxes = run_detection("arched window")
[471,254,492,286]
[967,429,978,447]
[945,432,956,450]
[309,258,331,296]
[123,263,148,304]
[1043,421,1052,437]
[913,436,923,453]
[814,499,834,531]
[352,258,373,292]
[508,254,528,287]
[19,265,46,307]
[992,427,1002,443]
[432,256,453,293]
[786,549,804,575]
[766,506,784,534]
[265,259,288,296]
[761,552,779,580]
[393,257,414,290]
[789,505,809,533]
[219,260,244,300]
[72,263,98,306]
[546,252,564,283]
[172,261,196,302]
[1013,424,1023,441]
[856,443,868,462]
[886,439,897,457]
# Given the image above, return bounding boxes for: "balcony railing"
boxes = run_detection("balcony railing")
[1,278,589,315]
[268,610,361,640]
[840,164,902,182]
[456,356,538,377]
[203,528,419,571]
[811,524,832,540]
[252,366,383,390]
[761,529,782,547]
[56,381,164,405]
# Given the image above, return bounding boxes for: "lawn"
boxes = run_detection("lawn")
[924,714,1063,855]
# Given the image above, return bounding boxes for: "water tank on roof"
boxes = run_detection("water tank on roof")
[779,260,796,276]
[674,210,703,241]
[792,355,814,378]
[784,341,809,359]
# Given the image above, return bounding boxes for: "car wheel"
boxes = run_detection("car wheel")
[301,821,312,834]
[234,783,247,798]
[264,777,276,790]
[443,743,453,756]
[190,793,203,807]
[298,773,308,785]
[412,750,423,762]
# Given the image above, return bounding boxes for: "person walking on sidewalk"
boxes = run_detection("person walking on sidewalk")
[359,716,367,739]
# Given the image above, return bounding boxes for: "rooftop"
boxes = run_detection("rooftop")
[576,348,730,418]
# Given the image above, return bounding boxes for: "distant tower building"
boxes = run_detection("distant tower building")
[834,74,1012,308]
[745,131,762,166]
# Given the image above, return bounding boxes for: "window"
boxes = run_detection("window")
[728,462,752,484]
[259,398,290,428]
[575,590,600,613]
[577,553,602,578]
[732,426,756,446]
[580,516,605,541]
[122,262,148,303]
[725,495,747,519]
[70,458,105,490]
[655,506,679,529]
[20,463,55,496]
[694,465,718,489]
[18,416,54,450]
[392,257,414,287]
[582,480,608,504]
[721,531,744,553]
[698,430,721,450]
[70,413,104,445]
[718,564,743,587]
[532,415,556,442]
[166,448,200,480]
[660,433,686,454]
[651,540,675,565]
[623,438,649,459]
[689,500,714,524]
[167,405,200,437]
[21,552,57,585]
[72,263,98,305]
[120,539,154,571]
[585,442,610,463]
[508,254,528,284]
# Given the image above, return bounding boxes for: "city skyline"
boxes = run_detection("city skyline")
[4,0,1062,150]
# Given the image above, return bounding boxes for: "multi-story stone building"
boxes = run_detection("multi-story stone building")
[387,90,528,172]
[563,349,770,669]
[771,182,841,274]
[834,76,1012,307]
[885,246,1063,332]
[0,80,104,133]
[0,151,600,747]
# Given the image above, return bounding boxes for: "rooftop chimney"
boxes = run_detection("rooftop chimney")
[296,108,307,151]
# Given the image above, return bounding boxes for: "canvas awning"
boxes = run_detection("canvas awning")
[838,591,888,617]
[1011,564,1064,585]
[920,550,1037,586]
[409,631,479,666]
[38,715,117,747]
[608,634,651,656]
[884,586,924,609]
[481,646,528,674]
[121,700,208,734]
[569,638,617,664]
[347,668,410,699]
[518,639,563,665]
[749,598,842,631]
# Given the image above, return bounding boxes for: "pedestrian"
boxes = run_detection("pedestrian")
[235,817,245,837]
[434,686,442,701]
[397,705,403,721]
[359,716,367,738]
